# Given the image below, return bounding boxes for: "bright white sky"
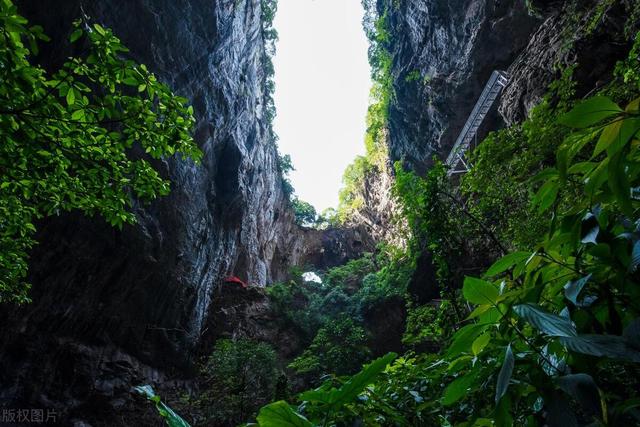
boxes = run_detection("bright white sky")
[273,0,371,213]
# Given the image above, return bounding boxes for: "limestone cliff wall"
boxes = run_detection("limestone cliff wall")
[0,1,334,424]
[381,0,539,172]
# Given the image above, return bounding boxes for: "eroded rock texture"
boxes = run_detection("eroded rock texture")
[500,0,639,124]
[379,0,539,171]
[0,1,370,424]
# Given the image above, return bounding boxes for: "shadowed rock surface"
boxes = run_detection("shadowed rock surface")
[379,0,539,172]
[499,0,637,124]
[1,0,637,425]
[0,1,372,424]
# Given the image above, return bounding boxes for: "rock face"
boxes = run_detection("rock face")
[500,0,638,124]
[2,0,635,424]
[346,157,406,248]
[0,1,370,424]
[380,0,539,171]
[375,0,637,304]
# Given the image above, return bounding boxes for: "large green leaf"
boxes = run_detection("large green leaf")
[297,390,332,404]
[606,115,640,156]
[256,401,313,427]
[557,132,593,182]
[447,323,488,357]
[594,119,622,156]
[472,332,491,356]
[514,304,577,337]
[585,157,609,196]
[559,96,622,129]
[484,252,531,277]
[495,344,514,404]
[608,151,632,215]
[533,179,559,213]
[442,372,476,406]
[326,352,396,407]
[559,334,640,362]
[463,277,499,305]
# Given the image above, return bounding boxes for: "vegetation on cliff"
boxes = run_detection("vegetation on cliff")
[336,0,393,223]
[4,0,640,426]
[0,1,201,303]
[139,2,640,426]
[252,4,640,426]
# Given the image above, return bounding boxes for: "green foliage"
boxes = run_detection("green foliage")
[524,0,542,17]
[430,94,640,424]
[256,401,312,427]
[460,65,579,251]
[192,338,277,426]
[261,0,278,125]
[135,385,191,427]
[402,300,457,349]
[0,2,200,303]
[585,0,617,35]
[267,249,409,348]
[322,252,377,289]
[336,2,393,223]
[255,30,640,426]
[257,353,397,426]
[277,153,295,197]
[288,316,371,380]
[404,70,421,83]
[316,207,340,229]
[291,198,317,227]
[393,159,486,325]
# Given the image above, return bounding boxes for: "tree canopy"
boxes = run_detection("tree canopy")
[0,0,201,303]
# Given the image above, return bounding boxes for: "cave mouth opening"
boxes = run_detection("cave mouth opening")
[272,0,372,215]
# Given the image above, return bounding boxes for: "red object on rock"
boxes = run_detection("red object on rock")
[224,276,248,288]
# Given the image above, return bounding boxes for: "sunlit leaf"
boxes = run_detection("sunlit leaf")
[256,401,312,427]
[472,332,491,356]
[559,96,622,129]
[594,119,622,156]
[463,277,499,305]
[485,252,531,277]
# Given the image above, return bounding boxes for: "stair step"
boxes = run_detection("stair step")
[446,70,509,172]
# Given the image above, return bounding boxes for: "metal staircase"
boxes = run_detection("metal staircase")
[446,70,509,175]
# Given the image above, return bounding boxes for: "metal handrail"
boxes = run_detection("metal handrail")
[446,70,508,174]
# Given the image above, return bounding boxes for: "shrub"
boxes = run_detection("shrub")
[291,198,318,227]
[288,316,371,380]
[193,339,277,426]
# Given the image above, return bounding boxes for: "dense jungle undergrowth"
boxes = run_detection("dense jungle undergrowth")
[3,0,640,425]
[140,0,640,425]
[249,39,640,427]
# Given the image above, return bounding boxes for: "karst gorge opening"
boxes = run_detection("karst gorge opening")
[1,1,640,426]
